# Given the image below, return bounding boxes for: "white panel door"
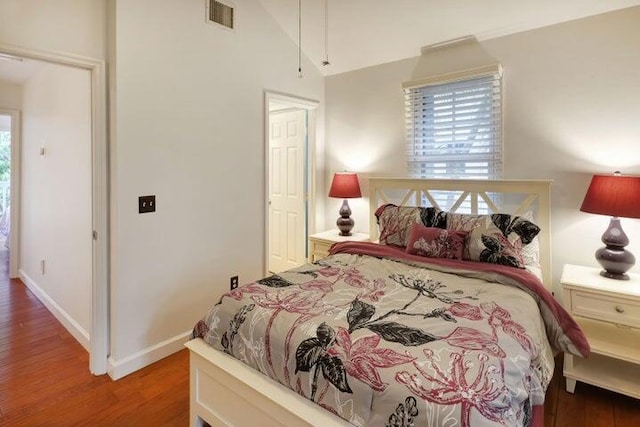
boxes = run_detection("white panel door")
[269,109,306,273]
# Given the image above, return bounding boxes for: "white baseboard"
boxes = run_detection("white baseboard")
[19,269,90,351]
[19,269,190,380]
[107,330,192,380]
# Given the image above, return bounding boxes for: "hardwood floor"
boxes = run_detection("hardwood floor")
[0,247,188,426]
[1,244,638,426]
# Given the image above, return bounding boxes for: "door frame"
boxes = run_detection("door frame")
[263,91,319,276]
[0,108,20,278]
[0,43,108,375]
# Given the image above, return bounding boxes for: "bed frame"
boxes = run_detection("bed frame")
[185,177,553,426]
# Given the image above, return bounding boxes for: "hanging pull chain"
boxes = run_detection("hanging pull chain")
[322,0,330,66]
[298,0,303,78]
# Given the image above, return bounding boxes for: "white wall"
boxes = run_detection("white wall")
[108,0,325,374]
[20,63,92,345]
[0,0,106,60]
[0,80,22,109]
[1,0,326,377]
[325,7,640,292]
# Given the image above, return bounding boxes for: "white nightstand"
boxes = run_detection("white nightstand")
[561,264,640,399]
[308,230,370,262]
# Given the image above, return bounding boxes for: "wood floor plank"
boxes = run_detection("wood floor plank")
[583,384,616,427]
[614,394,640,427]
[553,386,586,427]
[544,356,560,427]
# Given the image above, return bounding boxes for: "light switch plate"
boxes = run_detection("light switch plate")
[138,195,156,213]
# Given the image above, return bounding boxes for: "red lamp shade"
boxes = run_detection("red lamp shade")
[580,173,640,219]
[580,172,640,280]
[328,172,362,199]
[328,172,361,236]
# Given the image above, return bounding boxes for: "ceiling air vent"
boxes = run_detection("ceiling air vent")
[208,0,234,30]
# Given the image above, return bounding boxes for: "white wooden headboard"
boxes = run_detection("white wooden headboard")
[368,177,553,290]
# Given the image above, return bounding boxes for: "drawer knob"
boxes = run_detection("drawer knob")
[615,305,625,314]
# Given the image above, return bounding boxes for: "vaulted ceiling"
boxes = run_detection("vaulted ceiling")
[259,0,640,75]
[2,1,639,83]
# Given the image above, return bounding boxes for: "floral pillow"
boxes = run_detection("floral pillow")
[447,212,540,269]
[405,224,468,260]
[375,204,446,247]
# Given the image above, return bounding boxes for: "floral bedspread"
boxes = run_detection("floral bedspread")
[193,243,588,427]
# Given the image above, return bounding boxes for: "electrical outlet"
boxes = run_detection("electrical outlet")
[138,195,156,213]
[230,275,239,290]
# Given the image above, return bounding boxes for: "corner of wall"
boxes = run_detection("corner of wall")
[107,330,192,380]
[19,268,90,351]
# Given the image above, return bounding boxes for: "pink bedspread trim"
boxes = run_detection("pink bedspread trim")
[329,241,590,357]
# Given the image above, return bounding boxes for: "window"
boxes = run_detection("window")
[403,65,503,211]
[404,65,503,180]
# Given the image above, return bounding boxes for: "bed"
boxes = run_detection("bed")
[186,177,589,427]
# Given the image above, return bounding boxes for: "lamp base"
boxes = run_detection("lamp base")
[599,270,630,281]
[336,199,354,236]
[595,218,635,281]
[337,218,354,236]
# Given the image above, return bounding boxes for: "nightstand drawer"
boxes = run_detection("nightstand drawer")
[572,290,640,328]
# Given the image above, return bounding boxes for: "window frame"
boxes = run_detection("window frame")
[403,64,504,181]
[403,65,504,212]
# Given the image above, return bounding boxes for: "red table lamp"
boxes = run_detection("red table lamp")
[580,171,640,280]
[328,172,362,236]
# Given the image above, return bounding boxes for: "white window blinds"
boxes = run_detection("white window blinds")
[404,66,503,181]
